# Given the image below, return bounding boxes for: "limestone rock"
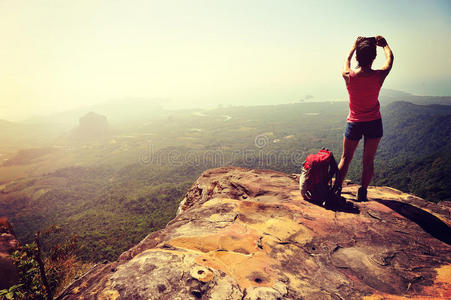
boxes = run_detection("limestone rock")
[58,167,451,299]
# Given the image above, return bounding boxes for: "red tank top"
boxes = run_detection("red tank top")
[346,70,382,122]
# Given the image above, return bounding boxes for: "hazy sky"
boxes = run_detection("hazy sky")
[1,0,450,121]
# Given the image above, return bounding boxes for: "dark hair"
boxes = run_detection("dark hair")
[356,37,376,68]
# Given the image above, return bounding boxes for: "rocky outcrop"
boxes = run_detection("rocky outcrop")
[70,112,111,140]
[0,217,19,290]
[58,167,451,299]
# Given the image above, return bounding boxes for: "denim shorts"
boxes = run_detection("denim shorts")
[344,118,383,140]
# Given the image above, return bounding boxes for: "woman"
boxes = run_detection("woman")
[334,35,394,201]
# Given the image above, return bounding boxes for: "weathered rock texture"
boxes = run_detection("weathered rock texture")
[0,217,19,290]
[58,167,451,299]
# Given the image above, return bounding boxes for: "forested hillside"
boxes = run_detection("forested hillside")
[369,101,451,202]
[376,150,451,203]
[0,165,198,261]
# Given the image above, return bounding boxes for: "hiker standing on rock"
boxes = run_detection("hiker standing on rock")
[334,36,394,201]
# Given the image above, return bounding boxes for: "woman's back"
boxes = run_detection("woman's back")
[346,69,382,123]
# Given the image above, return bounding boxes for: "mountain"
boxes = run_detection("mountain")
[57,167,451,299]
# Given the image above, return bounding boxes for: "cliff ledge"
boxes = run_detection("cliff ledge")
[58,167,451,299]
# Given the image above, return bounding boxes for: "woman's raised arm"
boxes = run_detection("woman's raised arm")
[343,37,363,82]
[376,35,394,83]
[343,45,355,76]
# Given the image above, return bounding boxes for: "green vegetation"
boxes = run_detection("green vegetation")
[0,229,91,299]
[376,150,451,203]
[1,165,197,262]
[349,101,451,203]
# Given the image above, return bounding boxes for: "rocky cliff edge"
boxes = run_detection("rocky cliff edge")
[58,167,451,299]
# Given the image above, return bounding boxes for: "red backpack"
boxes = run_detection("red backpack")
[299,149,339,206]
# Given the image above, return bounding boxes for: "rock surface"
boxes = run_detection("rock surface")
[0,217,19,290]
[58,167,451,299]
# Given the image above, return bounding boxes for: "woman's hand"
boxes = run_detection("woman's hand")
[376,35,387,47]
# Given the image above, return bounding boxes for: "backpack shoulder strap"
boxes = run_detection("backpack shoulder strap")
[328,152,338,184]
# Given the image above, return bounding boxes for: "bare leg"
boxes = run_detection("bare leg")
[336,137,360,187]
[361,137,381,189]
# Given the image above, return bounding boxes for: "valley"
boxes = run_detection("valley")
[0,91,450,262]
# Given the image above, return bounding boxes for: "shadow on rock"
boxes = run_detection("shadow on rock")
[307,197,360,214]
[375,199,451,245]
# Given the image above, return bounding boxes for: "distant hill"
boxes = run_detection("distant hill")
[380,89,451,106]
[66,112,113,142]
[22,98,165,127]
